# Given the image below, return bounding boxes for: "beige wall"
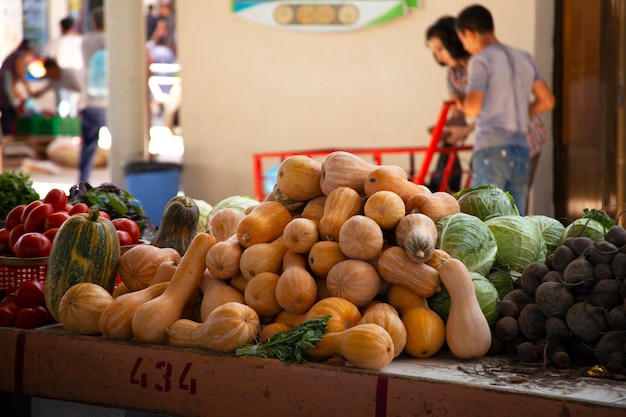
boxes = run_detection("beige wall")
[177,0,555,215]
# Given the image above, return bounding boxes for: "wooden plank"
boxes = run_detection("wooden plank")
[1,326,625,417]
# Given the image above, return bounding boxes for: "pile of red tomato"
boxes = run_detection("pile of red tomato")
[0,188,142,258]
[0,279,52,328]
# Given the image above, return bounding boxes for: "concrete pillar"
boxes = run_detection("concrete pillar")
[104,0,149,186]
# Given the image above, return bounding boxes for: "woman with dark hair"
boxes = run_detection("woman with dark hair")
[425,15,551,213]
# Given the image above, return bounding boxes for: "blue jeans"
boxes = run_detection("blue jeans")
[471,145,531,216]
[80,107,107,183]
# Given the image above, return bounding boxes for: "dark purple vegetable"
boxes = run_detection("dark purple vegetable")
[608,305,626,330]
[535,281,575,318]
[611,253,626,279]
[518,303,547,342]
[517,341,541,362]
[550,245,576,272]
[497,299,520,318]
[589,279,622,310]
[594,331,626,369]
[545,317,572,344]
[606,225,626,248]
[495,316,519,341]
[520,262,549,294]
[587,240,618,265]
[566,302,610,344]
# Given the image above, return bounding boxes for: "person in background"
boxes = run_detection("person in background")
[426,15,552,213]
[453,5,555,215]
[0,39,36,171]
[79,6,107,183]
[32,58,83,100]
[47,16,83,116]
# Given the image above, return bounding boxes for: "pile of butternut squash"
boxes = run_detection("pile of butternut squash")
[56,151,493,371]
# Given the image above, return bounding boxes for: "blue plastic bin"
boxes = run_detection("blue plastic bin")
[124,161,182,227]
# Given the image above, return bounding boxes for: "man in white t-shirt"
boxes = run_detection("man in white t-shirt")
[47,17,83,116]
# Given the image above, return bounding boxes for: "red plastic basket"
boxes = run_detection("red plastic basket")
[0,256,48,295]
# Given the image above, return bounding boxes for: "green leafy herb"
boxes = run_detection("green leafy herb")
[235,315,331,364]
[0,171,40,219]
[582,208,617,230]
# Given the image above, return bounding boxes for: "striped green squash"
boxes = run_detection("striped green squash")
[45,205,120,322]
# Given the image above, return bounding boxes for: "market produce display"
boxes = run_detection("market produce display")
[3,151,626,375]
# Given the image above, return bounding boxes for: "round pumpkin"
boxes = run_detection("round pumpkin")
[326,259,381,307]
[59,282,114,335]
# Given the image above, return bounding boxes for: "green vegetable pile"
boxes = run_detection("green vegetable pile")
[0,171,40,220]
[68,182,153,232]
[236,316,330,364]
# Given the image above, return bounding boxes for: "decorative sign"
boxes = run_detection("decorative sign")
[232,0,420,32]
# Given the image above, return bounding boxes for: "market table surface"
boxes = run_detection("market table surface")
[1,324,625,417]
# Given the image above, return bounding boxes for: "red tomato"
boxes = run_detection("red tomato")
[8,224,25,253]
[14,307,40,329]
[44,211,70,230]
[0,306,14,327]
[43,188,68,212]
[13,233,52,258]
[43,227,59,243]
[32,305,50,325]
[15,279,45,308]
[116,230,133,246]
[64,203,74,212]
[4,204,26,230]
[69,203,90,215]
[112,218,141,244]
[20,200,43,223]
[23,203,53,233]
[0,295,20,314]
[99,211,110,220]
[0,228,10,254]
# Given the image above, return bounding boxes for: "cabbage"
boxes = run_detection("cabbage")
[435,213,497,276]
[485,215,547,275]
[454,184,519,221]
[486,269,516,299]
[428,272,499,325]
[209,195,259,218]
[561,217,607,242]
[526,215,565,254]
[194,199,213,233]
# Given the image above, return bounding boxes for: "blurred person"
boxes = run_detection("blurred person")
[32,58,83,99]
[0,39,36,170]
[79,6,107,183]
[47,16,83,116]
[454,5,555,215]
[426,16,551,212]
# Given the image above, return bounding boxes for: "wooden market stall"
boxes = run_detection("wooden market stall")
[1,325,625,417]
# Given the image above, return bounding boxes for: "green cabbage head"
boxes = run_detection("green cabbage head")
[435,213,497,276]
[454,184,519,221]
[526,215,565,254]
[485,215,547,275]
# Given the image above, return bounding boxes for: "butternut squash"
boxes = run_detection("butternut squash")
[282,217,319,254]
[405,191,460,222]
[320,151,373,196]
[260,322,292,343]
[239,235,288,280]
[244,271,283,318]
[364,165,429,202]
[274,296,362,333]
[99,282,169,340]
[131,232,217,344]
[425,249,452,271]
[318,186,363,241]
[386,285,446,358]
[229,273,249,293]
[58,282,114,335]
[237,201,292,248]
[118,245,180,292]
[395,213,438,264]
[301,195,326,221]
[326,259,381,307]
[275,250,317,314]
[438,258,492,359]
[167,301,260,352]
[208,207,245,242]
[149,259,179,285]
[376,246,440,298]
[199,271,245,321]
[307,240,347,279]
[363,190,406,230]
[338,215,383,261]
[205,234,243,279]
[359,303,407,358]
[276,155,323,201]
[306,323,394,370]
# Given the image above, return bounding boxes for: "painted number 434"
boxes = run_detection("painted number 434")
[130,357,197,394]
